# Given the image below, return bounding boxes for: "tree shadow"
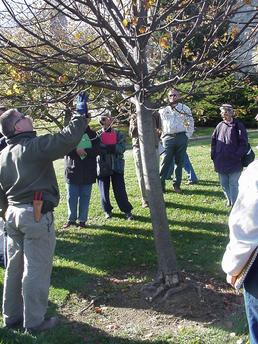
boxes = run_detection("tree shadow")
[0,314,169,344]
[195,179,220,186]
[48,266,247,338]
[181,188,223,197]
[165,201,229,215]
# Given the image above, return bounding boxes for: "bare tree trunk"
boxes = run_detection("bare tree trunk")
[135,97,181,296]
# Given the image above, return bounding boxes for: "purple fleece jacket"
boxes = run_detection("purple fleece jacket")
[211,119,248,174]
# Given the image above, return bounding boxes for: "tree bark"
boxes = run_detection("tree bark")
[135,96,181,289]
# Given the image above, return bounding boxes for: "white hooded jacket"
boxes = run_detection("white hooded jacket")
[222,160,258,276]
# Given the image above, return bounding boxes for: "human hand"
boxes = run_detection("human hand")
[226,274,237,287]
[76,148,87,158]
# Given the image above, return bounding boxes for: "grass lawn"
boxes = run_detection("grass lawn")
[0,131,257,343]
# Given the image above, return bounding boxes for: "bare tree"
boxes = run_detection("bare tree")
[0,0,257,297]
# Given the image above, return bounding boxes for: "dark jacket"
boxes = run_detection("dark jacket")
[0,114,86,216]
[0,135,6,151]
[64,126,101,185]
[211,119,248,174]
[97,128,126,175]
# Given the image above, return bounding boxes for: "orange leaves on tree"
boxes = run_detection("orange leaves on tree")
[139,26,147,34]
[58,75,68,83]
[144,0,156,9]
[131,17,138,26]
[159,35,170,49]
[9,67,27,82]
[230,25,238,39]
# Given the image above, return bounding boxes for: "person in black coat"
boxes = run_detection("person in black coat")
[64,121,101,228]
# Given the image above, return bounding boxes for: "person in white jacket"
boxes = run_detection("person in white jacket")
[222,160,258,344]
[159,88,194,193]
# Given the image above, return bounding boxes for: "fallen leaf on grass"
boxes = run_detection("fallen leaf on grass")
[106,324,120,331]
[95,306,103,314]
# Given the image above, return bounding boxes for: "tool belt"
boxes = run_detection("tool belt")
[41,200,55,214]
[33,192,54,222]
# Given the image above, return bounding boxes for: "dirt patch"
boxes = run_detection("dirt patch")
[60,271,244,341]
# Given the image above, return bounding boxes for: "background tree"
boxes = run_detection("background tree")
[0,0,257,297]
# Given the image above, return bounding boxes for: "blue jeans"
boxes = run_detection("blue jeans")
[244,255,258,344]
[160,133,188,187]
[66,183,92,222]
[218,171,241,205]
[183,153,198,183]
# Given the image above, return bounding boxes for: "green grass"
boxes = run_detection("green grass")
[1,132,257,343]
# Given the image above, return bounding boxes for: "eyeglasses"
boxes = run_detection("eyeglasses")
[168,94,178,97]
[14,114,26,127]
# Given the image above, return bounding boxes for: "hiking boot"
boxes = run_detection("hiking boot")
[125,212,134,220]
[79,221,87,228]
[62,221,77,229]
[141,200,149,208]
[4,319,23,329]
[25,316,59,334]
[105,212,112,219]
[173,185,182,193]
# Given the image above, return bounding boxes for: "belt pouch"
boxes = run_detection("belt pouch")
[33,200,43,222]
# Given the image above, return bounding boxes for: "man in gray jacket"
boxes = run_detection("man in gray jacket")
[0,108,87,333]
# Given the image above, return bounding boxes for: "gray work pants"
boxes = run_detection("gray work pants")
[2,204,56,329]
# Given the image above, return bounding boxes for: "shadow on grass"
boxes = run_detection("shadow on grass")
[49,266,246,338]
[165,201,229,216]
[0,319,169,344]
[163,186,222,198]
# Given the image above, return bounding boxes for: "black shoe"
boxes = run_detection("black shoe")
[25,316,59,334]
[4,319,23,329]
[141,200,149,208]
[104,212,112,219]
[173,185,182,193]
[79,221,86,228]
[63,221,77,229]
[125,212,134,220]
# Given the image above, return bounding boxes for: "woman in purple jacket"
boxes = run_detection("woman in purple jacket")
[211,104,248,207]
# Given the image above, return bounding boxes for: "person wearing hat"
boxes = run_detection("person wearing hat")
[211,104,248,207]
[63,114,101,228]
[97,113,133,220]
